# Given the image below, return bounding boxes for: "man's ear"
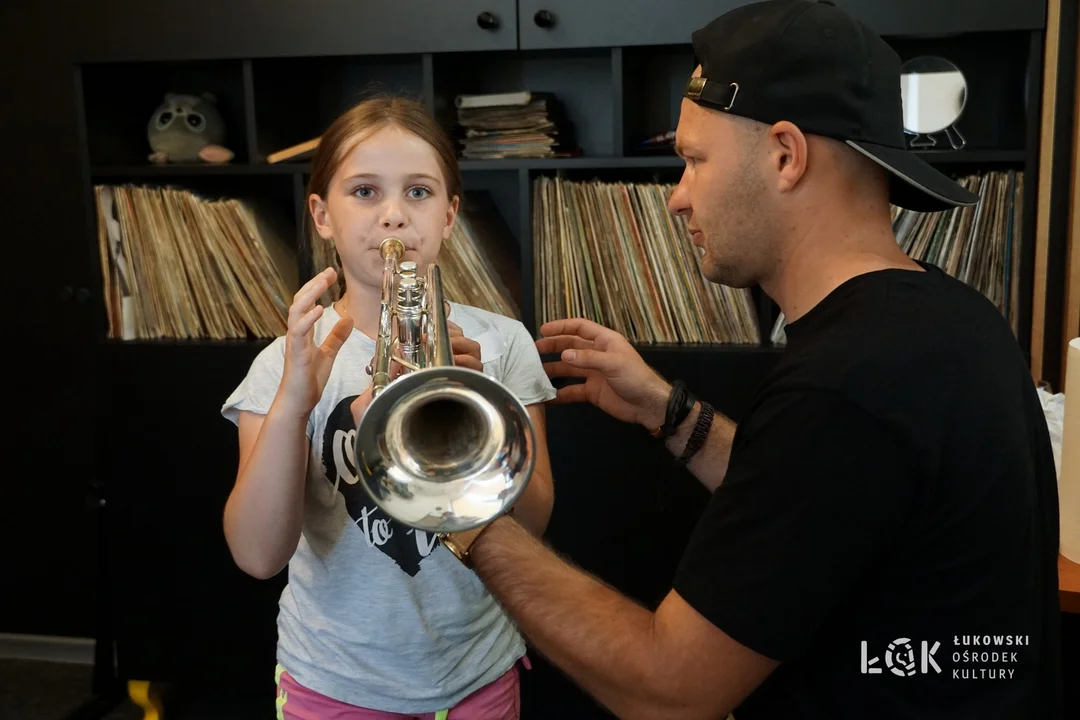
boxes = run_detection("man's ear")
[309,193,334,239]
[768,121,809,194]
[442,194,461,240]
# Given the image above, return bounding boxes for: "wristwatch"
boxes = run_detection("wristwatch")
[439,523,492,569]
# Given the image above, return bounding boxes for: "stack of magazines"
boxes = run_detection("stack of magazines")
[454,91,578,159]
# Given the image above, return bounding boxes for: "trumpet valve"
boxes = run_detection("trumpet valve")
[394,270,423,369]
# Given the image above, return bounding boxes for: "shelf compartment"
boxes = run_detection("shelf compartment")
[80,59,251,166]
[91,173,301,343]
[251,54,426,164]
[886,31,1032,153]
[433,48,616,161]
[620,44,693,157]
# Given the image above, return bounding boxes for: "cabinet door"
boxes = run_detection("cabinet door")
[518,0,741,50]
[1,4,101,640]
[516,0,1045,50]
[831,0,1045,35]
[73,0,518,62]
[104,344,286,688]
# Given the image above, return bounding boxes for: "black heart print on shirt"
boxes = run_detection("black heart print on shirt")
[320,396,442,577]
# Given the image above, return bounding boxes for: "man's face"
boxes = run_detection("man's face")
[667,70,775,288]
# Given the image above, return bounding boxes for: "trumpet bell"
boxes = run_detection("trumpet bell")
[355,365,536,534]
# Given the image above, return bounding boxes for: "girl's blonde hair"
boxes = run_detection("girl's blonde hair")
[305,94,463,301]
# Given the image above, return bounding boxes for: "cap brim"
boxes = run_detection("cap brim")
[847,140,981,212]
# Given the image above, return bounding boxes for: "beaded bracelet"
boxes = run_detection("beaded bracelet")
[676,401,714,466]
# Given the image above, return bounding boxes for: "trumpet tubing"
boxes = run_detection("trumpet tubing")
[355,237,536,534]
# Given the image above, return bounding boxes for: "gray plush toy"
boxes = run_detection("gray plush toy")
[147,92,234,164]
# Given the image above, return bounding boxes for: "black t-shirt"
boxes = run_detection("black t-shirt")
[673,262,1062,719]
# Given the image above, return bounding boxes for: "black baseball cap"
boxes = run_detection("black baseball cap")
[686,0,979,211]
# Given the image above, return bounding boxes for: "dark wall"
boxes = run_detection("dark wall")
[1,2,101,639]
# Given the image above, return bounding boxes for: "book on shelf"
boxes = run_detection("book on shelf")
[455,91,550,109]
[532,176,761,346]
[95,184,297,340]
[770,169,1025,346]
[454,91,579,160]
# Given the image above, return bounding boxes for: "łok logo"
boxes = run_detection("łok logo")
[861,638,942,676]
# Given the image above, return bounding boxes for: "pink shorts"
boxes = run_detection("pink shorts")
[274,658,527,720]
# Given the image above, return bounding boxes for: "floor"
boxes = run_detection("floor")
[0,658,282,720]
[0,659,141,720]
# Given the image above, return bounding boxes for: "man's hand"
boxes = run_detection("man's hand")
[539,318,736,490]
[535,318,672,429]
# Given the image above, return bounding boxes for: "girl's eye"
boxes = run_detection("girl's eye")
[408,187,431,199]
[353,186,375,199]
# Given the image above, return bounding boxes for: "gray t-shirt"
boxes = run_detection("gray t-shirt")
[221,301,556,712]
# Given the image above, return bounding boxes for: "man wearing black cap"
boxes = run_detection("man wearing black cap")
[433,1,1063,718]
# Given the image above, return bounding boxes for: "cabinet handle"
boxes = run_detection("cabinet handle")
[59,285,74,302]
[75,287,90,303]
[534,9,556,29]
[476,11,500,30]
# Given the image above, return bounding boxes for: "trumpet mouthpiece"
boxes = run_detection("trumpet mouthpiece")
[380,237,405,260]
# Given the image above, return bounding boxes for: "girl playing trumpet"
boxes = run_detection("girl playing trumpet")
[221,95,556,719]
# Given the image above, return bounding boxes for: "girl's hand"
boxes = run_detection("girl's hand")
[352,321,482,427]
[448,321,483,371]
[350,383,376,428]
[277,268,354,418]
[352,322,480,426]
[354,356,405,427]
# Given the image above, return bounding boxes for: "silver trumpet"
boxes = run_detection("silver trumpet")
[354,237,536,534]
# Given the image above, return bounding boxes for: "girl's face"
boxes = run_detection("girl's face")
[309,124,459,289]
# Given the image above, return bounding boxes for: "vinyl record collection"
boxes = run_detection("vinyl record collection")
[771,169,1025,345]
[533,176,762,345]
[98,183,522,345]
[94,168,1021,351]
[437,204,522,320]
[94,185,296,340]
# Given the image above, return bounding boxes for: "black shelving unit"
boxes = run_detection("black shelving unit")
[52,1,1062,718]
[90,149,1029,177]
